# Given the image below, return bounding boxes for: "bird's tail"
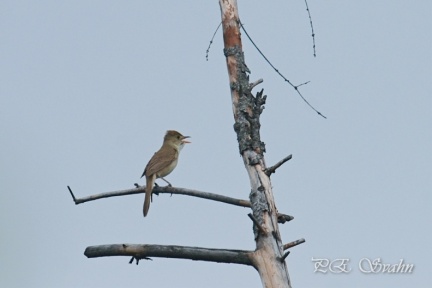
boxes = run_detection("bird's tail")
[143,174,156,217]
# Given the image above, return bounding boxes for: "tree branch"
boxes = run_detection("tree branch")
[249,78,263,90]
[282,238,306,250]
[279,251,290,263]
[68,185,293,224]
[277,213,294,224]
[67,185,250,207]
[264,154,292,176]
[84,244,254,266]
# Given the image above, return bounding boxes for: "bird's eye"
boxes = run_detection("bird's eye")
[178,136,181,139]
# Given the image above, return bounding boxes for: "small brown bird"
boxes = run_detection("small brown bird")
[141,130,190,217]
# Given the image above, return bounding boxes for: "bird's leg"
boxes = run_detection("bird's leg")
[160,178,174,197]
[160,177,172,187]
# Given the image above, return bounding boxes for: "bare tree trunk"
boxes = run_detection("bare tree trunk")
[69,2,304,286]
[219,1,292,287]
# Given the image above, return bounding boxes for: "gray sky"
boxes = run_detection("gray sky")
[1,1,431,287]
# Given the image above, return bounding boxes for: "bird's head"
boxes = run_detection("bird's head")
[164,130,191,149]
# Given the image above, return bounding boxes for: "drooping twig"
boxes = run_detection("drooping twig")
[206,22,222,61]
[304,0,316,57]
[239,21,326,119]
[282,238,306,250]
[265,154,293,176]
[129,256,151,265]
[84,244,254,266]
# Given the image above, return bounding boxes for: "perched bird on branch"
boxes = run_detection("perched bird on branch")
[141,130,191,217]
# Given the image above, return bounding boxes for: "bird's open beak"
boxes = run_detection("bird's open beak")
[182,136,191,144]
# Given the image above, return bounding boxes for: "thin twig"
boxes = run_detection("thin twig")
[304,0,316,57]
[265,154,293,176]
[67,186,76,202]
[282,238,306,250]
[239,21,326,119]
[206,22,222,61]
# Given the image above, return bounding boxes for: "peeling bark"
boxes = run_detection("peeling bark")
[219,1,293,287]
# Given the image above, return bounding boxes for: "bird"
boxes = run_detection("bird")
[141,130,190,217]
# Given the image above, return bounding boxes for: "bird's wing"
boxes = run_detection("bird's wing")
[141,147,178,177]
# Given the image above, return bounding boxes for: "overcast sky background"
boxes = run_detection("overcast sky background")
[1,1,431,287]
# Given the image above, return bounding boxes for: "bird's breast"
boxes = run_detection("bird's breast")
[156,158,178,178]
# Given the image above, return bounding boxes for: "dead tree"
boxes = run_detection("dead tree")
[219,0,297,286]
[68,1,305,287]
